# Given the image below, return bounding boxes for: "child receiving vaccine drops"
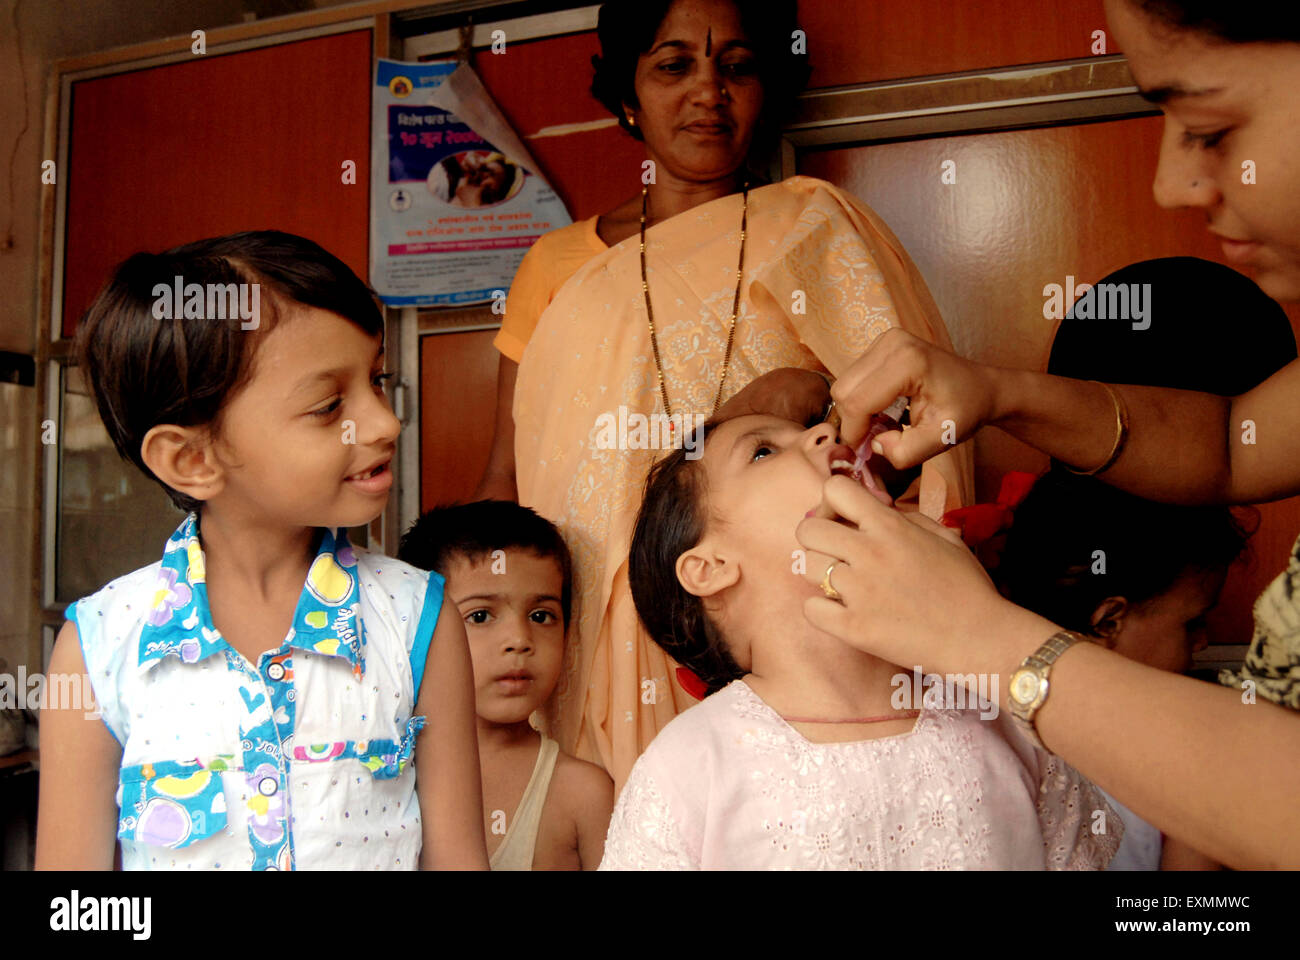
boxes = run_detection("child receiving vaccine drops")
[36,231,487,870]
[400,501,613,869]
[604,414,1122,870]
[998,469,1254,870]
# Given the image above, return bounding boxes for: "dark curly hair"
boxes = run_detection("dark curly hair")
[590,0,811,165]
[1132,1,1300,43]
[998,469,1257,636]
[629,420,745,696]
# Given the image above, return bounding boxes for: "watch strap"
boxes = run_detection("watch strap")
[1010,630,1085,748]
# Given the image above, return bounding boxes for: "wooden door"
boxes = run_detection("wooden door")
[419,329,499,511]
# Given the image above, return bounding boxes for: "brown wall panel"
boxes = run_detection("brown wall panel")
[800,0,1111,86]
[420,328,498,513]
[63,29,373,336]
[471,33,646,222]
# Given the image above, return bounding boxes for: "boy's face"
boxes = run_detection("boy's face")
[207,304,399,529]
[446,550,566,725]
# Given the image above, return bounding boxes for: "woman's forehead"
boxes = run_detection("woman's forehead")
[1107,0,1256,93]
[653,0,748,46]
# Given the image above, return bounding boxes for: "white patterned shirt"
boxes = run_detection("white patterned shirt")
[600,679,1120,870]
[71,513,443,870]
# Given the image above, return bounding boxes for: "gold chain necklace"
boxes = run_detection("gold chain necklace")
[640,182,749,431]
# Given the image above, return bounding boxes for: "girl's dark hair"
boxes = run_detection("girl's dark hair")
[1133,1,1300,43]
[398,500,574,627]
[591,0,810,165]
[629,421,745,696]
[998,469,1257,634]
[73,230,385,514]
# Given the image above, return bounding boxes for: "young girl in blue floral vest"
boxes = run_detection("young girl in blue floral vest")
[36,231,486,870]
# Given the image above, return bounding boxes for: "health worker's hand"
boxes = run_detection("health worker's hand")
[832,328,1000,469]
[795,474,1011,674]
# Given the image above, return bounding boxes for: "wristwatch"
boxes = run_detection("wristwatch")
[1007,630,1086,749]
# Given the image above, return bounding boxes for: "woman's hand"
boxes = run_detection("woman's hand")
[795,474,1019,674]
[832,328,1000,468]
[716,367,829,426]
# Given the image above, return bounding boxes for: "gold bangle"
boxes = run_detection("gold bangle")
[1066,381,1129,476]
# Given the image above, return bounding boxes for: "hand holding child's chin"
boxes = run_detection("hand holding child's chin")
[795,475,1007,671]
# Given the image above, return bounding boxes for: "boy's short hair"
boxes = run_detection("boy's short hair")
[398,500,574,627]
[73,230,385,514]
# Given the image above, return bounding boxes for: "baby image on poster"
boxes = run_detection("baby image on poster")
[428,151,522,208]
[371,58,571,306]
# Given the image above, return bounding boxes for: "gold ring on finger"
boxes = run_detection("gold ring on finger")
[820,561,844,601]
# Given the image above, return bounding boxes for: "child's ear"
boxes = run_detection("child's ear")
[1089,596,1129,648]
[140,424,224,504]
[675,542,740,599]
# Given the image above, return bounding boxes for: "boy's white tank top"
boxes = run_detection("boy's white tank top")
[489,736,560,871]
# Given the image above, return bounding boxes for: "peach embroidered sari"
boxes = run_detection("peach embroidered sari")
[513,175,974,790]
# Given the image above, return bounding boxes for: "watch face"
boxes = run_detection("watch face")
[1012,670,1040,704]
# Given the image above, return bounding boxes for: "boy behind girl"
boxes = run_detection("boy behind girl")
[400,501,613,869]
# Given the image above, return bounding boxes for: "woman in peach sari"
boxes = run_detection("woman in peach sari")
[476,0,972,789]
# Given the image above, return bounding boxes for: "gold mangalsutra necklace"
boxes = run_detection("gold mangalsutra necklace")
[640,182,749,434]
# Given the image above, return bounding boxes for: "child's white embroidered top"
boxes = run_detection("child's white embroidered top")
[600,679,1122,870]
[70,513,442,870]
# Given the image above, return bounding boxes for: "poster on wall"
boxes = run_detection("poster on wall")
[370,58,572,306]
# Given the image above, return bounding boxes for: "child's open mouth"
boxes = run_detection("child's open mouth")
[830,451,893,506]
[826,402,907,508]
[345,460,393,494]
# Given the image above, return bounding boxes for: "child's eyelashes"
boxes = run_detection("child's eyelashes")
[309,397,342,419]
[462,607,560,627]
[749,437,777,462]
[307,372,393,418]
[1181,128,1230,151]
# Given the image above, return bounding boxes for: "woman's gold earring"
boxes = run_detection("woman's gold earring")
[626,113,636,127]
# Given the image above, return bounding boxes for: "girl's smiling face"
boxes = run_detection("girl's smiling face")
[1106,0,1300,300]
[207,303,399,529]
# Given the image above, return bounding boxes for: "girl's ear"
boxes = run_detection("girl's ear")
[1089,596,1130,648]
[675,541,740,599]
[140,424,224,504]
